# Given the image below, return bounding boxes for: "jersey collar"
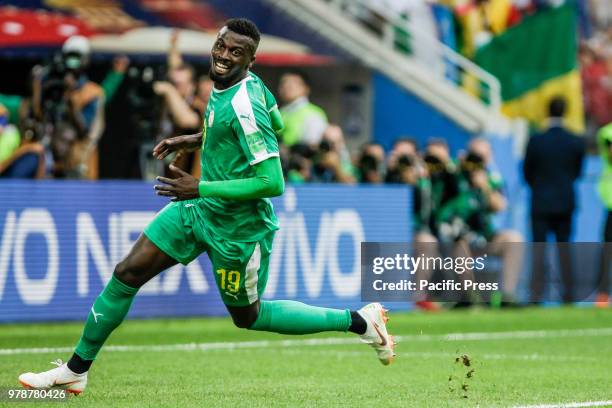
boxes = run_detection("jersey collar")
[212,73,253,94]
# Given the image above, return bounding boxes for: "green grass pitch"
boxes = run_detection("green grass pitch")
[0,307,610,407]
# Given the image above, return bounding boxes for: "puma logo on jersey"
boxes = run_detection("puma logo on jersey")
[208,110,215,127]
[239,113,254,125]
[224,292,239,300]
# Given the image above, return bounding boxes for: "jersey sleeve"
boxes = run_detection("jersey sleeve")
[231,80,280,166]
[263,85,284,133]
[488,170,504,192]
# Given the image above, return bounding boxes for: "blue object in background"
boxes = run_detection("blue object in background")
[205,0,349,59]
[372,73,472,153]
[0,181,411,322]
[0,164,605,324]
[431,4,460,83]
[0,153,40,178]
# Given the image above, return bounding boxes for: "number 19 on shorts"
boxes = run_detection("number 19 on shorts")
[216,269,241,293]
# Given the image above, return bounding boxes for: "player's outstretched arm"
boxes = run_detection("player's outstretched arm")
[152,132,202,160]
[199,156,284,200]
[154,156,284,201]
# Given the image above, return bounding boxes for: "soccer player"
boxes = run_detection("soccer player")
[18,19,395,395]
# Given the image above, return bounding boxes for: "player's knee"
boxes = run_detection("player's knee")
[230,309,259,329]
[113,260,141,288]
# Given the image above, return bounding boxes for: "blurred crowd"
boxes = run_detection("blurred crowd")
[580,26,612,136]
[0,36,119,179]
[449,0,612,142]
[0,10,609,305]
[440,0,584,56]
[360,0,593,57]
[0,29,523,188]
[0,29,527,307]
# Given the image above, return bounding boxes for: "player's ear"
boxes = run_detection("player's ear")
[248,55,256,69]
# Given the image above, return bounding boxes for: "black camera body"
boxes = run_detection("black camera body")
[39,50,90,125]
[124,65,166,142]
[462,151,485,171]
[39,54,72,123]
[397,154,414,168]
[359,153,380,173]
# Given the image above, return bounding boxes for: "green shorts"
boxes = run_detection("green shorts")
[143,199,275,307]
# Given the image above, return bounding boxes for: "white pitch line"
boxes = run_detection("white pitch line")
[278,349,600,363]
[438,327,612,341]
[513,401,612,408]
[1,327,611,356]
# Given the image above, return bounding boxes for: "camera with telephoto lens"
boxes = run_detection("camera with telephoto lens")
[358,153,380,174]
[424,153,445,175]
[462,151,485,172]
[318,139,333,153]
[397,154,414,168]
[385,153,415,184]
[461,151,487,188]
[125,65,165,142]
[39,52,85,124]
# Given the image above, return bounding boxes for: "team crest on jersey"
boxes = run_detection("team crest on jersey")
[208,110,215,127]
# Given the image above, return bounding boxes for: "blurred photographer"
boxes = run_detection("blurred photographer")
[101,55,129,105]
[311,125,356,184]
[412,139,461,309]
[414,139,461,240]
[0,103,20,164]
[153,30,202,177]
[356,142,385,184]
[121,64,165,180]
[32,35,104,179]
[278,70,328,147]
[286,148,313,184]
[153,65,200,140]
[385,137,420,185]
[0,108,45,179]
[193,74,214,117]
[595,122,612,307]
[437,138,524,304]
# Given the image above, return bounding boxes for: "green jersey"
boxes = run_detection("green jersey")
[597,123,612,209]
[437,169,504,240]
[200,72,282,242]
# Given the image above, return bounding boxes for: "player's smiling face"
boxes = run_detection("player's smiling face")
[209,27,256,89]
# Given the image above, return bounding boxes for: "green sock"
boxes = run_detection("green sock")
[249,300,351,334]
[74,275,139,360]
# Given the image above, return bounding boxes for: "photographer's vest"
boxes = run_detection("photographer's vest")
[280,98,327,146]
[598,123,612,210]
[0,125,20,163]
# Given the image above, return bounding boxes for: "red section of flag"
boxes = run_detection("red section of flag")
[256,54,335,66]
[139,0,224,31]
[0,7,96,47]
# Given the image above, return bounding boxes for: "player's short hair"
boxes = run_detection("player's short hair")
[225,18,261,50]
[548,96,566,118]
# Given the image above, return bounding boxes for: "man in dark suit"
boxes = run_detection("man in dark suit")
[523,96,585,303]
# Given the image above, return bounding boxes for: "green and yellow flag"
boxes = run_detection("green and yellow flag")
[475,4,584,133]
